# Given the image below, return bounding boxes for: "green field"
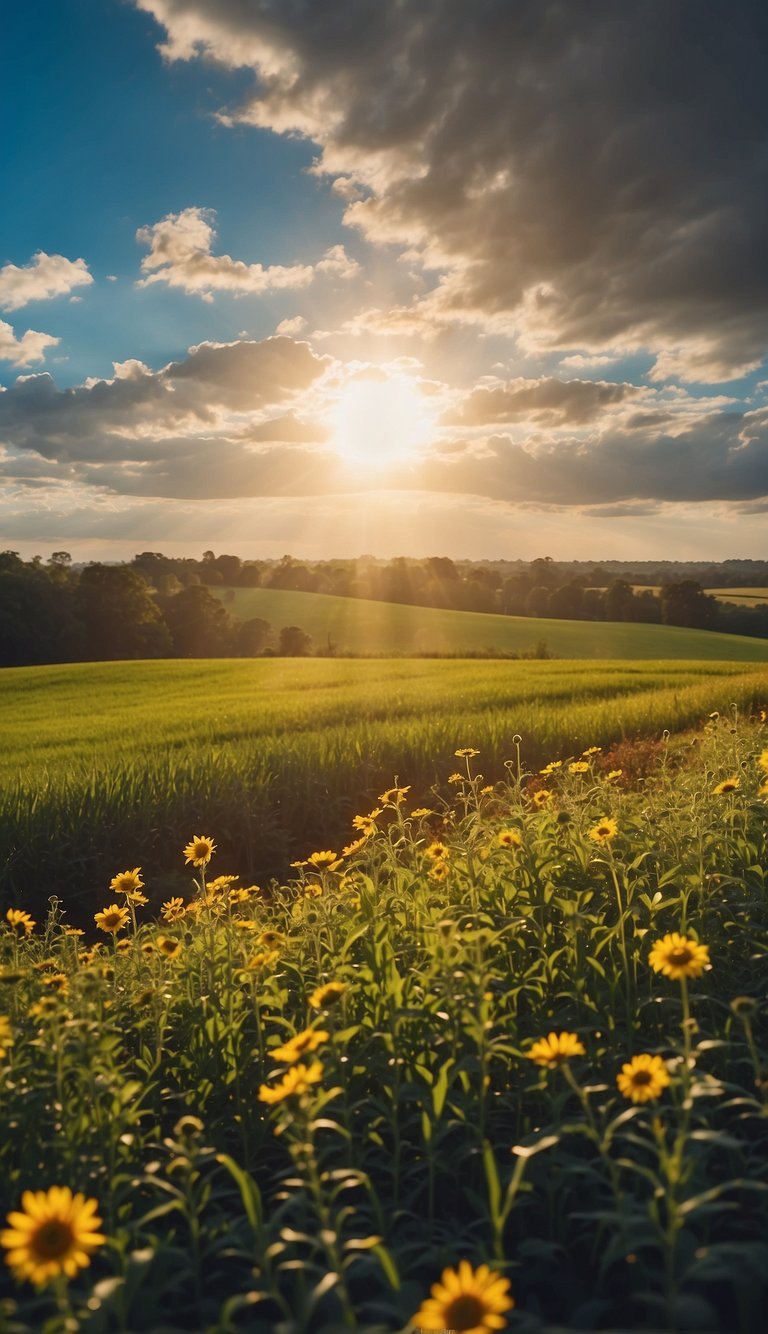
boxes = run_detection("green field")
[2,657,766,915]
[706,586,768,607]
[214,586,768,659]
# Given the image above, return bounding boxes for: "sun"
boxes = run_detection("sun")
[327,372,437,467]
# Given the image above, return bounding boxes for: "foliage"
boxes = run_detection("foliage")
[0,713,767,1331]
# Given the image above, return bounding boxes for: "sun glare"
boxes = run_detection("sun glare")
[327,374,436,467]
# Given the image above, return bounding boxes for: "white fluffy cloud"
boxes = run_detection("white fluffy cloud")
[136,0,768,381]
[0,320,59,368]
[136,207,359,300]
[0,252,93,312]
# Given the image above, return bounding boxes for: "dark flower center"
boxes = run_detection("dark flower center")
[668,947,693,965]
[33,1220,73,1260]
[632,1069,652,1085]
[445,1294,485,1330]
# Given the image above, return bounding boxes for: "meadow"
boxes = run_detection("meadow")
[2,658,768,917]
[1,713,767,1332]
[212,587,768,660]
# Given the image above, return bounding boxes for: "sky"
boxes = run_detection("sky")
[1,0,768,563]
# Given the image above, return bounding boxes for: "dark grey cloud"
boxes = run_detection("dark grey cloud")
[138,0,768,381]
[443,378,641,428]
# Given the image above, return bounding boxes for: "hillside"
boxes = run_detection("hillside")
[214,586,768,660]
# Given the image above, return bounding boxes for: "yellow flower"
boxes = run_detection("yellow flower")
[259,930,285,949]
[648,933,710,980]
[1,1187,105,1287]
[156,935,183,959]
[229,887,252,904]
[757,747,768,774]
[109,867,144,897]
[712,777,740,795]
[378,785,410,804]
[341,836,369,857]
[206,874,238,900]
[455,748,480,758]
[0,1016,14,1059]
[568,761,589,774]
[258,1061,323,1104]
[309,981,347,1009]
[528,1031,586,1067]
[497,829,523,849]
[141,941,155,957]
[63,927,85,937]
[183,835,216,867]
[582,746,602,756]
[232,919,257,931]
[307,850,342,871]
[242,950,279,971]
[616,1053,671,1104]
[161,897,186,922]
[530,788,553,809]
[448,772,463,783]
[5,909,35,936]
[352,810,381,836]
[93,904,129,934]
[412,1259,514,1332]
[424,841,449,861]
[429,859,450,882]
[588,817,618,844]
[606,769,623,781]
[272,1027,329,1063]
[30,996,64,1021]
[539,760,562,775]
[410,807,434,818]
[42,973,69,993]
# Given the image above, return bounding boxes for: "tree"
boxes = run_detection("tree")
[604,579,637,622]
[236,617,273,656]
[660,580,718,630]
[74,565,170,660]
[279,625,312,656]
[161,585,233,657]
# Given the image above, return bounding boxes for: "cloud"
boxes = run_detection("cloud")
[443,377,643,428]
[0,320,59,368]
[136,206,358,299]
[0,252,93,311]
[136,0,768,381]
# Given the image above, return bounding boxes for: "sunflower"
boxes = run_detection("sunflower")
[568,761,589,775]
[616,1053,671,1103]
[306,850,342,871]
[757,747,768,774]
[497,829,523,849]
[410,807,434,819]
[272,1027,329,1064]
[93,904,129,935]
[412,1260,513,1333]
[582,746,602,756]
[5,909,36,936]
[424,841,449,861]
[258,1061,323,1104]
[1,1187,105,1287]
[606,769,623,781]
[161,897,186,922]
[648,932,710,980]
[309,980,347,1009]
[454,748,480,759]
[530,788,553,809]
[30,996,64,1021]
[341,836,369,857]
[183,835,216,867]
[0,1016,14,1059]
[242,949,279,972]
[109,868,144,897]
[528,1031,586,1067]
[378,785,410,804]
[352,810,381,836]
[42,973,69,993]
[588,817,618,844]
[429,859,450,882]
[712,777,740,795]
[156,935,183,959]
[539,760,562,775]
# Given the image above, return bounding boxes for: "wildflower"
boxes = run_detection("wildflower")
[206,874,238,899]
[352,811,380,836]
[232,919,257,931]
[93,904,129,935]
[606,769,623,781]
[30,997,63,1020]
[712,777,740,795]
[756,747,768,773]
[341,836,368,857]
[258,1061,323,1104]
[5,910,35,937]
[33,959,58,973]
[161,897,186,923]
[141,941,155,957]
[272,1027,329,1063]
[109,868,144,898]
[378,785,410,804]
[63,927,84,938]
[411,807,434,818]
[183,835,216,867]
[243,950,279,971]
[259,930,285,949]
[455,748,480,759]
[1,1187,105,1287]
[588,817,618,844]
[528,1031,586,1067]
[425,841,449,861]
[497,829,523,849]
[156,935,183,959]
[229,887,252,904]
[582,746,602,756]
[0,1017,13,1059]
[429,860,450,882]
[309,981,347,1009]
[306,850,342,871]
[42,974,69,993]
[448,772,464,783]
[530,788,553,809]
[616,1054,671,1104]
[539,760,562,775]
[115,938,133,954]
[569,761,589,775]
[649,932,710,980]
[412,1260,514,1333]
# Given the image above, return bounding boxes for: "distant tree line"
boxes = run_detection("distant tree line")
[0,549,765,667]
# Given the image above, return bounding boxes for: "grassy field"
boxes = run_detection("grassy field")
[213,586,768,659]
[706,587,768,607]
[1,716,767,1331]
[1,658,766,916]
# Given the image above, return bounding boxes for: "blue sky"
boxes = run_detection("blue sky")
[1,0,767,561]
